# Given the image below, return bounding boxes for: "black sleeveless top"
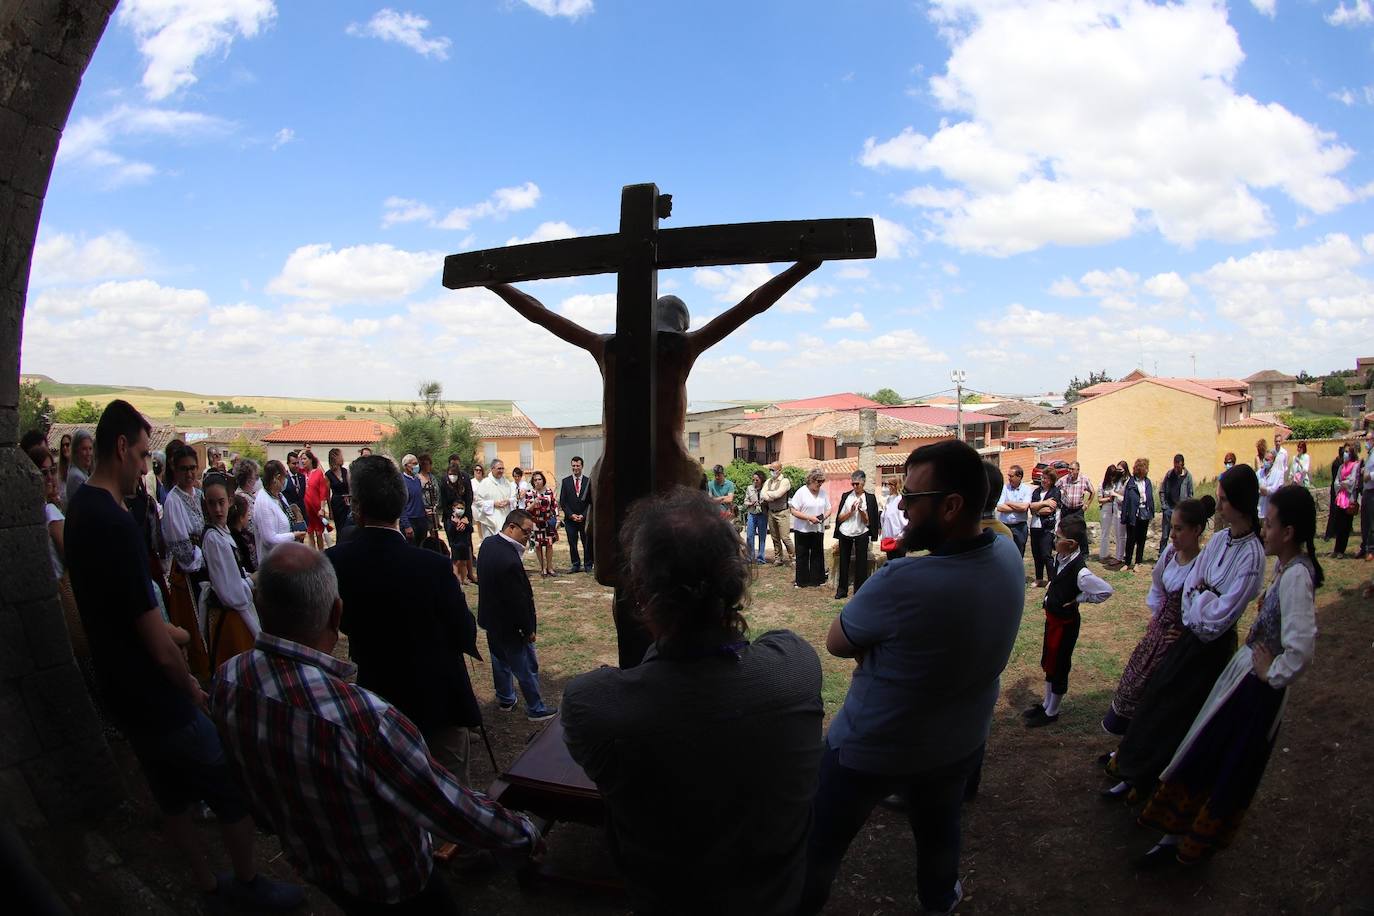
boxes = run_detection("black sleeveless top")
[327,467,351,526]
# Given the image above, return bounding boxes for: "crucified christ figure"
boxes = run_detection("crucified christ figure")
[487,258,820,586]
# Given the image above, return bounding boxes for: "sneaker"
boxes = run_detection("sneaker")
[212,873,306,911]
[497,700,517,712]
[527,706,557,722]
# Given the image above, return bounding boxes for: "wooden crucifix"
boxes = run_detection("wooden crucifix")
[444,183,876,668]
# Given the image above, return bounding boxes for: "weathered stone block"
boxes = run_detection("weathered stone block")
[0,679,42,767]
[0,608,34,679]
[1,188,41,294]
[21,734,120,820]
[12,121,58,198]
[8,49,80,127]
[22,662,99,751]
[0,448,45,527]
[0,105,25,182]
[57,2,118,72]
[15,594,74,669]
[0,524,58,602]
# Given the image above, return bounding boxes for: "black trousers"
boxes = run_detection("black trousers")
[1360,496,1374,554]
[324,869,461,915]
[1123,518,1150,566]
[564,517,593,569]
[1006,521,1028,557]
[1030,527,1055,580]
[834,534,870,596]
[794,531,826,586]
[1331,506,1355,554]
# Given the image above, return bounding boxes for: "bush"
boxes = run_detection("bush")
[228,435,266,465]
[381,415,446,462]
[1280,414,1350,440]
[19,381,53,434]
[723,459,805,513]
[55,397,101,424]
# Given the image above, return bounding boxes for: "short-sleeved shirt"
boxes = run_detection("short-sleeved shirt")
[997,482,1033,525]
[827,530,1025,774]
[707,478,736,516]
[65,484,196,737]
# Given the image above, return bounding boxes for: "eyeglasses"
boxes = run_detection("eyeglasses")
[518,524,535,536]
[899,489,951,503]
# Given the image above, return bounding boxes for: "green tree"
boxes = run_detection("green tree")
[382,380,451,460]
[55,398,102,424]
[173,400,185,414]
[1279,414,1350,440]
[960,392,983,404]
[344,404,357,412]
[1064,370,1112,402]
[229,435,267,465]
[447,417,480,467]
[723,460,806,512]
[1321,375,1348,396]
[19,380,53,434]
[870,387,903,405]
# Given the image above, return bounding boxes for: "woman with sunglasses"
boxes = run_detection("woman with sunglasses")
[789,468,831,588]
[161,443,212,680]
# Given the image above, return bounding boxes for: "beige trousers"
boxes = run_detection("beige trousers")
[768,508,795,561]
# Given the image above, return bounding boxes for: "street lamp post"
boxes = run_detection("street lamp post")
[951,369,967,443]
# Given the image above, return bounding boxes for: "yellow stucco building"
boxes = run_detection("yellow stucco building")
[1076,377,1252,484]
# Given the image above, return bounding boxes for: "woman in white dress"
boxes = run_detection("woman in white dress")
[788,468,831,588]
[252,459,307,568]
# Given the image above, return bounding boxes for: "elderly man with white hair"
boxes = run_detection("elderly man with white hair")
[211,542,542,913]
[474,458,518,546]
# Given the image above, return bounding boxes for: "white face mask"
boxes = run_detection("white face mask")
[770,468,780,478]
[880,486,890,498]
[448,474,458,483]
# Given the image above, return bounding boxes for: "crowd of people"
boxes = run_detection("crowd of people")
[18,401,1333,913]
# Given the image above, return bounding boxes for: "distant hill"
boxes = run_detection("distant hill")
[30,378,513,427]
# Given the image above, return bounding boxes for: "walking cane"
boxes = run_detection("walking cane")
[466,655,502,775]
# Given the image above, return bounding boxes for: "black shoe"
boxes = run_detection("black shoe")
[1096,752,1115,767]
[569,564,582,573]
[1023,702,1046,719]
[1134,843,1180,871]
[834,591,848,600]
[1025,708,1060,728]
[527,706,558,722]
[1099,782,1131,801]
[497,701,516,712]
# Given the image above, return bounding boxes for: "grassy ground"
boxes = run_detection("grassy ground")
[29,514,1374,914]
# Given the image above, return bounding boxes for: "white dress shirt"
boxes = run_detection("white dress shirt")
[789,487,830,534]
[252,487,298,569]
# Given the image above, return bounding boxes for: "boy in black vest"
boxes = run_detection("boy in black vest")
[1025,514,1114,727]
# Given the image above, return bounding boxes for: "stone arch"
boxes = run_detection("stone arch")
[1,0,123,824]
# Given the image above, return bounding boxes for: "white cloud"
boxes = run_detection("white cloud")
[941,261,960,276]
[1327,0,1373,26]
[267,243,442,302]
[346,9,452,59]
[1048,277,1083,297]
[505,221,580,246]
[749,339,791,352]
[58,105,233,187]
[518,0,594,19]
[1250,0,1276,18]
[836,265,871,279]
[556,293,616,332]
[826,311,871,330]
[865,0,1358,255]
[691,264,826,313]
[271,127,295,150]
[31,280,209,329]
[381,197,437,228]
[872,214,917,259]
[831,328,946,364]
[117,0,277,100]
[31,231,147,286]
[436,182,542,230]
[1198,233,1374,321]
[1143,271,1190,301]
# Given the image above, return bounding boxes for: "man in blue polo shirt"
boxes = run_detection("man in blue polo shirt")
[995,464,1034,556]
[800,440,1025,916]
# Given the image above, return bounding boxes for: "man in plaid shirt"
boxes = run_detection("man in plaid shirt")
[1055,462,1094,518]
[212,543,542,913]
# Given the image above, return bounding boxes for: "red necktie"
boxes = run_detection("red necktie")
[574,477,581,497]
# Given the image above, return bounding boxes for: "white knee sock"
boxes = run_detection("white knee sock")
[1045,691,1063,716]
[1042,681,1052,708]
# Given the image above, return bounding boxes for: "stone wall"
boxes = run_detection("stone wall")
[0,0,122,824]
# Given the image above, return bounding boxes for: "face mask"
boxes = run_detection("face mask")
[448,474,458,483]
[1224,461,1235,469]
[770,469,780,478]
[880,486,890,498]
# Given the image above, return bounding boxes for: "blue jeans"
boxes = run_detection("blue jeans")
[486,632,548,714]
[800,744,976,914]
[745,512,768,562]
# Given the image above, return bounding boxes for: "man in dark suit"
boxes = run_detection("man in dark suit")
[282,450,308,516]
[558,455,593,573]
[326,455,483,781]
[476,509,556,722]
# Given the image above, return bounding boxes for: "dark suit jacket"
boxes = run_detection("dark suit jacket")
[327,526,481,732]
[476,534,536,643]
[559,473,592,519]
[282,471,308,513]
[835,490,881,541]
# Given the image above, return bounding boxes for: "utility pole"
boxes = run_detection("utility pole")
[951,369,967,443]
[1190,353,1197,376]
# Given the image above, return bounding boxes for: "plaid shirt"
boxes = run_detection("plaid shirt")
[211,634,539,903]
[1056,474,1093,510]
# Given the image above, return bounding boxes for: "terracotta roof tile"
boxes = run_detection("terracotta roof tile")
[469,414,541,437]
[774,393,882,411]
[262,420,396,444]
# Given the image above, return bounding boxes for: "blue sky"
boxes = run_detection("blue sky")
[20,0,1374,403]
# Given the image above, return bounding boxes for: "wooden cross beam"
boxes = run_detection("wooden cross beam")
[443,183,876,666]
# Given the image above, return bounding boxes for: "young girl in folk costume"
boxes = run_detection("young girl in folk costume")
[228,491,258,574]
[200,474,261,670]
[1104,465,1266,800]
[1024,514,1113,727]
[162,443,212,680]
[1101,496,1215,739]
[1136,485,1320,868]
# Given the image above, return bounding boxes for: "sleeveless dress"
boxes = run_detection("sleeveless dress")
[328,467,352,529]
[526,488,559,547]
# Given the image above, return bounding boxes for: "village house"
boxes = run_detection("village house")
[875,405,1009,449]
[1244,369,1301,411]
[262,419,395,464]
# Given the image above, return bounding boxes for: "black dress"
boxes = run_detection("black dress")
[438,474,474,561]
[327,467,352,530]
